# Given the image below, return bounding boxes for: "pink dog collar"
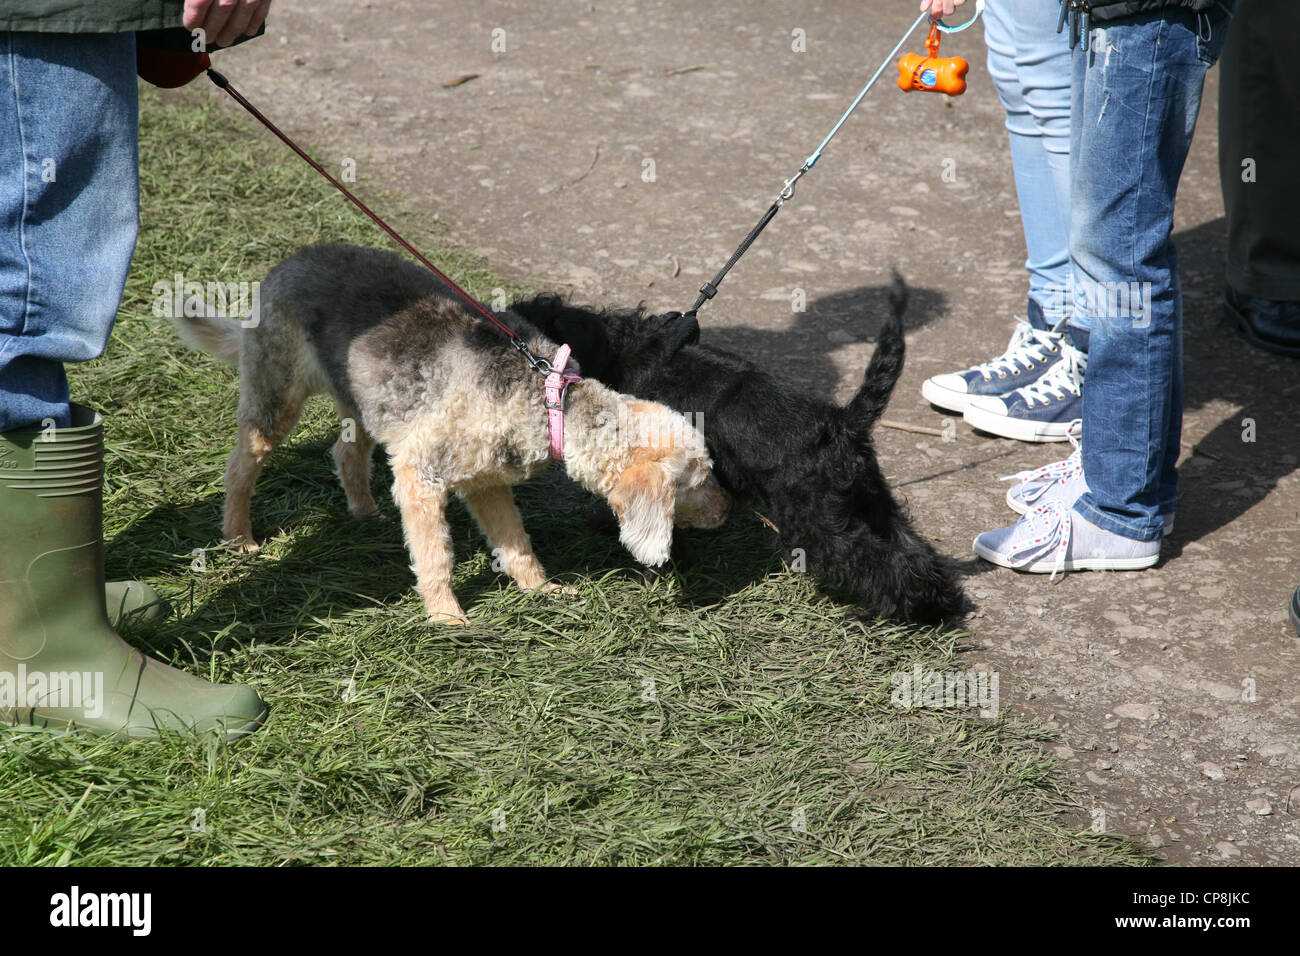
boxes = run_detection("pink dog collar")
[544,344,583,461]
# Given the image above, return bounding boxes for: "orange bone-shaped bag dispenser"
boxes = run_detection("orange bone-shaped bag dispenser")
[898,22,969,95]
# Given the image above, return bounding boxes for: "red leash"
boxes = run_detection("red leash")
[205,68,538,360]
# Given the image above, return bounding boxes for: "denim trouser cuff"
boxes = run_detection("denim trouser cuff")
[1073,495,1164,543]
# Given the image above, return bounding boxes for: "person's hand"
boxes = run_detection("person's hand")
[184,0,272,50]
[919,0,965,16]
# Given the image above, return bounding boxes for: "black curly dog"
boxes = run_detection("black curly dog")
[508,277,965,624]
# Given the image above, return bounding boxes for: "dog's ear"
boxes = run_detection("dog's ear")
[608,455,675,567]
[543,316,609,379]
[556,314,603,353]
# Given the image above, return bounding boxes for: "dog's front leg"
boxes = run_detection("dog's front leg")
[392,461,466,625]
[459,485,567,595]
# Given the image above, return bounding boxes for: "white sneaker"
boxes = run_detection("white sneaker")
[973,500,1160,577]
[1001,420,1175,535]
[922,319,1063,414]
[1002,420,1083,512]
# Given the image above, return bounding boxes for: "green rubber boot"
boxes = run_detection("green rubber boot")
[104,580,169,629]
[0,405,266,740]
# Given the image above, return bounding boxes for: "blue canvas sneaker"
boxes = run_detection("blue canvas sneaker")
[921,319,1063,414]
[963,340,1085,442]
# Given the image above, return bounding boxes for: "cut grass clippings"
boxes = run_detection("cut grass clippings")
[0,84,1151,866]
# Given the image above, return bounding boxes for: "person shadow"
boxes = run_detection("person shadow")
[1160,216,1299,556]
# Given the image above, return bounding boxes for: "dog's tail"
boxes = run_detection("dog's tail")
[169,302,243,367]
[842,270,907,435]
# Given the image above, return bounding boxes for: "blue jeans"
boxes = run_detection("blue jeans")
[1071,5,1233,542]
[983,0,1074,331]
[0,32,139,433]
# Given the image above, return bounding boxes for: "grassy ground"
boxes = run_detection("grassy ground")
[0,85,1150,866]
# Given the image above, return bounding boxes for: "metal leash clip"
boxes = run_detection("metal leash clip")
[512,335,554,376]
[777,167,809,206]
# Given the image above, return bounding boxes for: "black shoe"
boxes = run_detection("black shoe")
[1290,587,1300,639]
[1225,286,1300,358]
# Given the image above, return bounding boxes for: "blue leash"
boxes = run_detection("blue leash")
[685,4,983,317]
[802,11,930,173]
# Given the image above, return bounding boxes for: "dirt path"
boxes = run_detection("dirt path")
[214,0,1299,864]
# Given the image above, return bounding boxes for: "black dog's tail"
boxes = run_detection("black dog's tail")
[842,271,907,435]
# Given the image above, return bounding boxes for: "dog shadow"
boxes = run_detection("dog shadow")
[105,437,786,648]
[695,282,949,404]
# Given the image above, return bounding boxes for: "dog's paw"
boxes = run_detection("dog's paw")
[539,582,580,597]
[425,604,469,626]
[228,537,261,554]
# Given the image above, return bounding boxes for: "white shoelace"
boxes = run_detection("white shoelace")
[1012,341,1086,408]
[1005,499,1074,581]
[967,319,1062,382]
[1000,419,1083,504]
